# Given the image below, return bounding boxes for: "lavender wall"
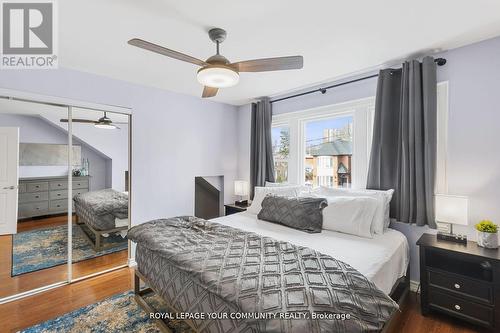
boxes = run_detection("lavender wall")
[0,68,240,240]
[237,36,500,282]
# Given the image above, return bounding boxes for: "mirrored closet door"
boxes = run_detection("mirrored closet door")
[69,107,130,280]
[0,92,131,303]
[0,98,69,300]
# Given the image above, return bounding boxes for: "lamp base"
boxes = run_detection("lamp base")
[437,231,467,245]
[235,200,248,207]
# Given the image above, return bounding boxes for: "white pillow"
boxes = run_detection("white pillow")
[364,189,394,231]
[248,186,299,215]
[314,187,394,234]
[319,196,379,238]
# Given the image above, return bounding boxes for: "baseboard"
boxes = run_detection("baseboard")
[410,279,419,293]
[128,258,137,267]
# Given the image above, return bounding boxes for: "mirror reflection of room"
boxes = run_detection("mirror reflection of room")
[0,99,69,298]
[0,100,130,299]
[69,108,129,279]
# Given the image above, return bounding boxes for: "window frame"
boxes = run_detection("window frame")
[271,121,291,183]
[272,97,375,188]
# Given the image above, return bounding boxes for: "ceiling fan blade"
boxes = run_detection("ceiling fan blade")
[231,56,303,72]
[60,119,98,124]
[112,122,129,125]
[128,38,207,67]
[202,86,218,98]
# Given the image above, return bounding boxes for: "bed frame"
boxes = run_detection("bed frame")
[75,214,128,252]
[134,265,410,333]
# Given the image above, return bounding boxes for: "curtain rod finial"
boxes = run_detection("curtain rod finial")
[435,58,446,66]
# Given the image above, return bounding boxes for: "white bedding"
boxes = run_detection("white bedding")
[211,211,409,295]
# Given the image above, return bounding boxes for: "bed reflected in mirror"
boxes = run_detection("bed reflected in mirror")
[68,107,130,280]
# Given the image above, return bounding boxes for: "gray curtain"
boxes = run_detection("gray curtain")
[250,97,275,199]
[367,56,437,228]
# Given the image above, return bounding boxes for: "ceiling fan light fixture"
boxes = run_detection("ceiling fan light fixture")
[197,66,239,88]
[94,123,117,130]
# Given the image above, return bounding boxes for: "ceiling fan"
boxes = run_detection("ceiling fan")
[128,28,304,98]
[60,112,126,130]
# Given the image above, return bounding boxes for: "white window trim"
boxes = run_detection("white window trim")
[272,82,448,190]
[273,97,375,188]
[436,81,449,194]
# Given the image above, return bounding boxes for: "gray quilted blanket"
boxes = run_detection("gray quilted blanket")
[73,188,128,219]
[128,216,398,332]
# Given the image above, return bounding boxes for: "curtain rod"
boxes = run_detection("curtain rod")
[270,57,447,104]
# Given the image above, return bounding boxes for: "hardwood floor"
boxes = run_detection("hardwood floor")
[0,215,127,299]
[0,267,134,333]
[17,214,68,232]
[392,293,486,333]
[0,267,488,333]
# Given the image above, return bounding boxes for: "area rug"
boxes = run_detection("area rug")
[20,291,193,333]
[12,224,128,276]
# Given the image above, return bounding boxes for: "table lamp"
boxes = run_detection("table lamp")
[435,194,469,244]
[234,180,249,206]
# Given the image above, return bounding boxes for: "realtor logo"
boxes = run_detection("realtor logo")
[1,0,57,69]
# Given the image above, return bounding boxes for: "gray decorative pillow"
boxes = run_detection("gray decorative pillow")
[257,195,328,233]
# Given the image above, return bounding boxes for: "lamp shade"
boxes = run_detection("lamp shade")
[234,180,249,196]
[435,194,468,226]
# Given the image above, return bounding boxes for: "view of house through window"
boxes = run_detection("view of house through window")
[271,126,290,183]
[305,116,353,188]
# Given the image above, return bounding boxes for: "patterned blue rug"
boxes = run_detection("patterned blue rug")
[21,291,192,333]
[12,224,127,276]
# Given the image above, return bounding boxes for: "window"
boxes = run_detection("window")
[272,97,375,188]
[271,125,289,183]
[270,82,447,191]
[305,116,353,188]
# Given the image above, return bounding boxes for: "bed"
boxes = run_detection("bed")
[129,212,410,333]
[213,212,409,296]
[73,188,129,251]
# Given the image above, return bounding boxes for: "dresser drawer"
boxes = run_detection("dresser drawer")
[19,191,48,203]
[50,189,68,200]
[73,179,89,189]
[19,202,49,217]
[428,269,493,304]
[428,288,493,327]
[72,188,88,197]
[49,180,68,190]
[49,199,68,212]
[26,182,49,192]
[18,183,26,193]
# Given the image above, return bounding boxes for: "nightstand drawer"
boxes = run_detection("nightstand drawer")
[428,269,493,304]
[428,288,493,327]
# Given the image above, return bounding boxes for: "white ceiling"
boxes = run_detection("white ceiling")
[60,0,500,105]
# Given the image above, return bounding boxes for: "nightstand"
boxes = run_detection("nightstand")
[417,233,500,330]
[224,203,249,216]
